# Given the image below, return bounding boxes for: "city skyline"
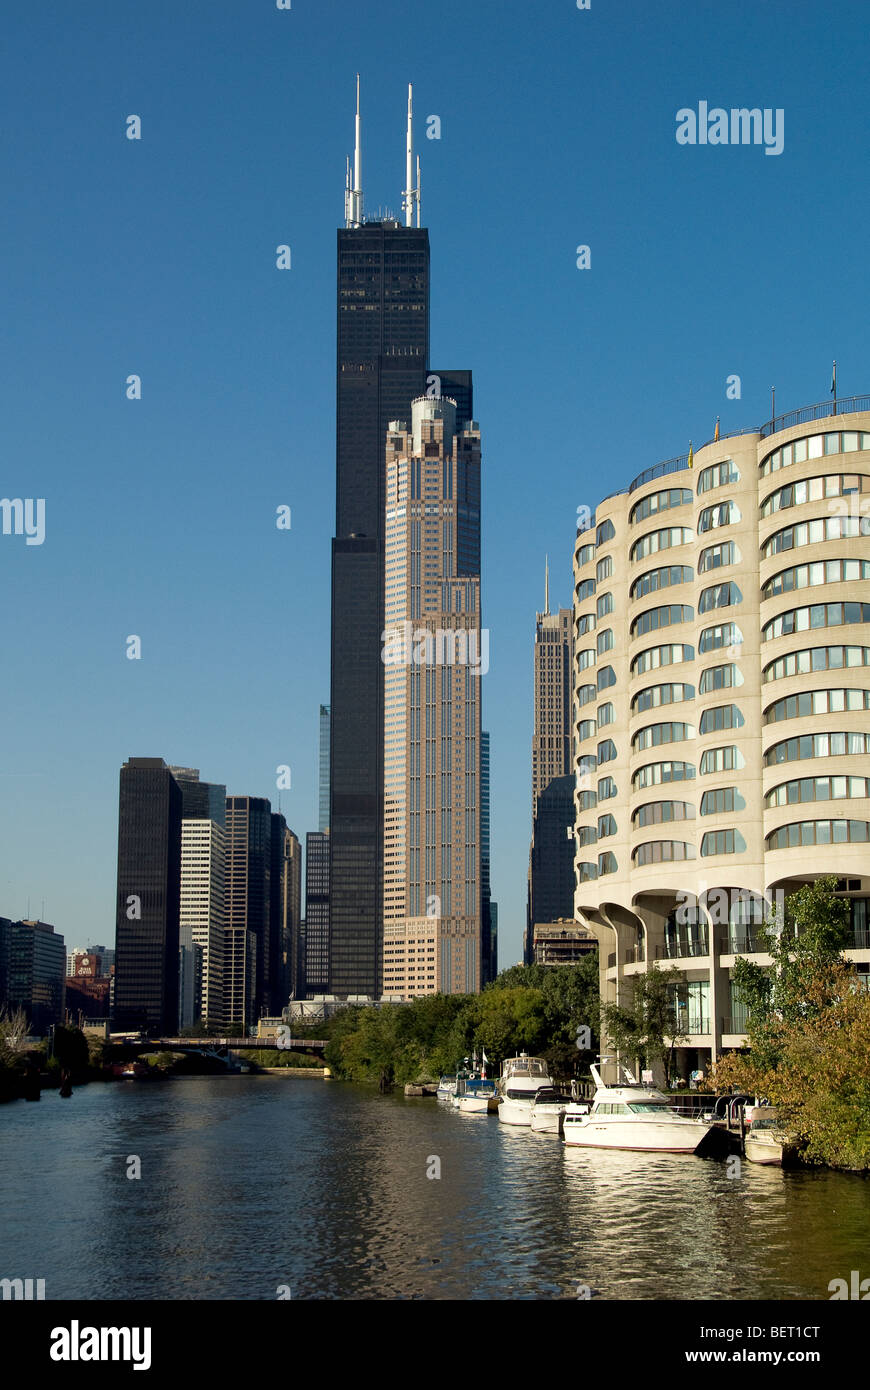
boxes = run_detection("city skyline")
[3,0,870,966]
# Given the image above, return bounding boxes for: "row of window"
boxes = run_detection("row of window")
[760,473,866,518]
[632,721,694,752]
[629,487,693,526]
[698,500,741,532]
[632,681,695,713]
[760,430,870,477]
[767,819,870,849]
[765,730,870,765]
[631,830,745,864]
[765,687,870,723]
[763,601,870,642]
[631,603,694,639]
[763,644,870,682]
[762,557,870,600]
[763,513,870,557]
[766,775,870,808]
[697,459,740,493]
[630,564,693,601]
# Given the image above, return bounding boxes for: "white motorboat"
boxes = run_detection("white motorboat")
[498,1054,553,1127]
[457,1078,499,1114]
[530,1086,577,1134]
[744,1106,797,1166]
[562,1065,714,1154]
[436,1075,458,1100]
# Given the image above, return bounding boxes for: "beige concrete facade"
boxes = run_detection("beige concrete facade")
[180,818,225,1029]
[382,397,482,998]
[573,404,870,1080]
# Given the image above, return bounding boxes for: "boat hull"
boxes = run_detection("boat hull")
[458,1095,496,1114]
[530,1109,564,1134]
[563,1118,712,1154]
[498,1096,535,1126]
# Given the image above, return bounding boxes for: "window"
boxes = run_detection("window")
[578,719,597,743]
[597,592,613,618]
[597,814,617,838]
[700,745,743,773]
[633,840,696,866]
[629,487,693,525]
[762,602,870,643]
[630,527,693,563]
[764,688,870,723]
[700,787,744,815]
[597,776,617,800]
[597,702,615,727]
[760,473,866,518]
[596,519,615,545]
[763,645,870,682]
[700,663,742,693]
[597,628,614,655]
[577,543,595,567]
[699,622,743,653]
[597,665,616,690]
[698,500,740,532]
[767,820,870,850]
[760,432,870,477]
[578,789,598,812]
[632,721,695,752]
[698,540,739,572]
[631,682,694,714]
[631,643,695,677]
[762,513,870,558]
[764,730,870,766]
[701,829,744,856]
[596,556,613,583]
[697,459,740,493]
[576,577,595,602]
[631,604,694,640]
[699,581,742,613]
[699,704,744,734]
[598,851,618,876]
[632,760,696,790]
[577,613,595,637]
[632,800,695,828]
[765,775,870,808]
[597,739,617,764]
[577,862,598,883]
[762,558,870,600]
[578,648,596,671]
[630,564,693,601]
[577,825,597,848]
[577,683,597,707]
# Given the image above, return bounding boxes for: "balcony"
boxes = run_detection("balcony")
[759,393,870,439]
[625,945,646,965]
[720,1015,749,1036]
[657,933,711,960]
[718,933,764,955]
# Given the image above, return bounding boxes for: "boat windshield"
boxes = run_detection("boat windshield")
[751,1115,781,1131]
[627,1102,670,1113]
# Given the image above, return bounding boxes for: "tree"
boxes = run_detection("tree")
[600,966,686,1085]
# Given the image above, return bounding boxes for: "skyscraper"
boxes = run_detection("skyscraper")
[318,705,330,833]
[172,768,227,1030]
[270,814,301,1012]
[223,796,272,1030]
[329,82,430,1000]
[114,757,182,1035]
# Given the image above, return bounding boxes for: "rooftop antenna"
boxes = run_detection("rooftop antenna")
[544,555,550,615]
[416,154,421,227]
[403,83,420,227]
[345,75,363,228]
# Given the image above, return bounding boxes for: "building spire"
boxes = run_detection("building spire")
[545,554,550,615]
[403,83,420,227]
[345,75,363,228]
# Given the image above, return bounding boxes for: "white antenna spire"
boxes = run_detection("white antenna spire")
[404,83,413,226]
[545,555,550,615]
[416,154,421,227]
[345,75,363,228]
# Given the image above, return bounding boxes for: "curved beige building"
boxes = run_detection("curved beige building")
[573,398,870,1080]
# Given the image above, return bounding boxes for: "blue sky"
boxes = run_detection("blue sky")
[2,0,868,965]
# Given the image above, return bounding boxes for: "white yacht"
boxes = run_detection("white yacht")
[530,1086,578,1134]
[457,1078,499,1114]
[744,1106,797,1166]
[436,1075,457,1101]
[498,1054,553,1127]
[562,1065,714,1154]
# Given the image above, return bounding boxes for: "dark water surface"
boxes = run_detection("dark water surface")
[1,1076,867,1300]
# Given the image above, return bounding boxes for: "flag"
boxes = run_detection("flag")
[687,441,694,469]
[714,417,720,442]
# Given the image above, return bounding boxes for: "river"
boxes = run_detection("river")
[1,1075,866,1300]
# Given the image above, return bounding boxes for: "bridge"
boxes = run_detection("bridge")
[150,1036,328,1055]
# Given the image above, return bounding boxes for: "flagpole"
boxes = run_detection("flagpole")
[832,360,837,416]
[771,386,775,422]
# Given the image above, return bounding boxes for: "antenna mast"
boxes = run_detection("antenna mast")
[403,83,420,227]
[345,75,363,228]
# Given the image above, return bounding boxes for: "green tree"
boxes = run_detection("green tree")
[600,966,686,1085]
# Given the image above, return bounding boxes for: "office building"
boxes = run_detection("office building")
[223,796,272,1030]
[271,815,301,1011]
[179,817,226,1029]
[3,919,65,1035]
[304,831,330,996]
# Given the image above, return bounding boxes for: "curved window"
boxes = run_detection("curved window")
[597,739,617,764]
[762,512,870,558]
[699,622,742,654]
[596,519,615,546]
[597,776,617,800]
[700,663,742,693]
[760,431,870,478]
[699,540,739,573]
[576,543,595,568]
[597,592,613,619]
[698,500,740,532]
[765,688,870,724]
[598,851,618,876]
[765,730,870,766]
[632,800,695,828]
[763,645,870,682]
[577,613,595,637]
[576,577,596,602]
[700,745,743,774]
[578,861,598,883]
[767,820,870,850]
[632,760,696,790]
[597,665,616,691]
[699,704,744,734]
[763,602,870,643]
[578,683,597,708]
[630,527,693,563]
[578,719,597,743]
[701,829,745,856]
[632,721,695,753]
[760,473,866,518]
[633,840,696,866]
[766,774,870,809]
[629,487,693,525]
[597,628,614,655]
[597,814,617,838]
[596,556,613,583]
[631,604,694,640]
[577,825,597,848]
[697,459,740,493]
[700,787,744,815]
[578,648,596,671]
[699,581,742,613]
[597,702,615,727]
[762,558,870,600]
[631,643,694,677]
[631,682,694,714]
[578,789,597,812]
[630,564,693,601]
